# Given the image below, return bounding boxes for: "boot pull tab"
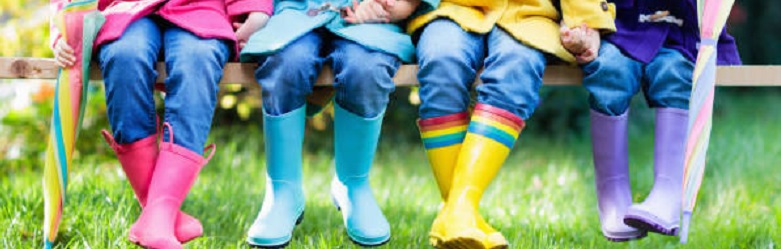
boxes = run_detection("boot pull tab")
[203,144,216,162]
[100,129,117,147]
[161,122,175,148]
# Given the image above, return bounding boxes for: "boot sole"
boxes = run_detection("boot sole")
[441,236,485,249]
[603,230,648,242]
[246,212,305,249]
[624,213,678,236]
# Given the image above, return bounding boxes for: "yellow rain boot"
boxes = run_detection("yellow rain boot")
[418,112,508,249]
[429,104,524,249]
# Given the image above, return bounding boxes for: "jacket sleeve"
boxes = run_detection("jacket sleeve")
[561,0,617,33]
[225,0,274,19]
[716,28,742,65]
[49,0,68,49]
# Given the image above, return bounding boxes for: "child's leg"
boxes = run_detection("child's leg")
[415,19,509,249]
[327,38,399,246]
[98,17,205,243]
[97,17,160,145]
[159,25,230,154]
[247,31,324,247]
[432,27,543,249]
[624,47,694,236]
[128,24,229,249]
[580,41,646,241]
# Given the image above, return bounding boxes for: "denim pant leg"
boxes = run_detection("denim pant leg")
[476,28,546,120]
[160,25,230,154]
[255,32,325,116]
[582,41,644,116]
[642,47,694,110]
[329,39,400,118]
[416,19,486,119]
[97,17,161,145]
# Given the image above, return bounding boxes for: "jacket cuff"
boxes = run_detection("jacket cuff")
[562,1,617,33]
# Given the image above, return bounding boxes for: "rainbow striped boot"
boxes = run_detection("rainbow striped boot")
[418,112,508,249]
[429,103,523,249]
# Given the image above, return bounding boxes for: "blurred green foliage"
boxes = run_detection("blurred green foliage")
[0,0,52,57]
[0,83,112,172]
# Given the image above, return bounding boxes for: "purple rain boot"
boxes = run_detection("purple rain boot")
[590,109,647,242]
[624,108,688,236]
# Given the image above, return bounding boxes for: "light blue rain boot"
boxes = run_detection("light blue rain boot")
[247,107,306,248]
[331,103,391,246]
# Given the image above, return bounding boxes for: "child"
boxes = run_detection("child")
[52,0,273,248]
[409,1,616,248]
[239,0,436,247]
[561,0,741,242]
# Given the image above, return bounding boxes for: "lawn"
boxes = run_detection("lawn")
[2,90,780,248]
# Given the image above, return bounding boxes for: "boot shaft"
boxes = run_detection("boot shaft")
[652,108,688,195]
[418,112,470,201]
[262,107,306,184]
[449,103,525,204]
[589,110,630,185]
[145,123,211,208]
[333,103,384,183]
[102,130,159,205]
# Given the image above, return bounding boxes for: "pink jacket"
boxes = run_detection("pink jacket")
[50,0,273,56]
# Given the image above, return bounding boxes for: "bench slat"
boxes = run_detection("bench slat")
[2,57,779,86]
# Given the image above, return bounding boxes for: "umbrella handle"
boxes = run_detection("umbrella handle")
[680,211,692,243]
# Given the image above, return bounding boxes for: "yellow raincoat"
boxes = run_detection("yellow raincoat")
[408,0,617,63]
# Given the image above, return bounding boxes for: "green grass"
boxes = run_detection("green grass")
[2,91,781,248]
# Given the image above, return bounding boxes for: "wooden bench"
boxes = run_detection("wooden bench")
[2,57,781,86]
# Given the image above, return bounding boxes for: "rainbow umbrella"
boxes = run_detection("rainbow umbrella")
[43,1,104,248]
[680,0,735,243]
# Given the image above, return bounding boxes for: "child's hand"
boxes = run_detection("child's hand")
[344,0,391,24]
[561,23,601,64]
[53,38,76,68]
[233,12,270,50]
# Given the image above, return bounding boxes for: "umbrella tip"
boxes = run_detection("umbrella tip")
[680,211,692,244]
[44,240,53,249]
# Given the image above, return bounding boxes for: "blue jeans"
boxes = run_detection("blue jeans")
[582,41,694,116]
[416,19,547,120]
[255,30,400,118]
[98,17,229,154]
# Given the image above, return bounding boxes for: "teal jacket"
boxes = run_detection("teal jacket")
[240,0,438,63]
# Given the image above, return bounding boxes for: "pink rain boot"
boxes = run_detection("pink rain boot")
[127,123,214,249]
[101,130,203,243]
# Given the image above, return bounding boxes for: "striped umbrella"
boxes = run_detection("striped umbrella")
[43,1,104,248]
[680,0,735,243]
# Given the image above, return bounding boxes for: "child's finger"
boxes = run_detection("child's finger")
[56,56,74,68]
[55,58,67,68]
[351,0,365,22]
[56,40,73,53]
[354,6,367,23]
[59,42,74,54]
[233,22,243,30]
[343,7,361,23]
[57,49,76,63]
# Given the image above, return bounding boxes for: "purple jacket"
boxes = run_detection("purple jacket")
[606,0,741,65]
